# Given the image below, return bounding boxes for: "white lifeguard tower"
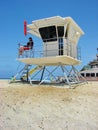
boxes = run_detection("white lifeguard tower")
[14,16,85,87]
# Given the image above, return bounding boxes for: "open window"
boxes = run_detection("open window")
[57,26,64,37]
[39,26,57,42]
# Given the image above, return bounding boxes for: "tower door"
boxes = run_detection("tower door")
[58,38,63,55]
[57,26,64,55]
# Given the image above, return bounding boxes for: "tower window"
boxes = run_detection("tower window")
[39,26,57,42]
[57,26,64,37]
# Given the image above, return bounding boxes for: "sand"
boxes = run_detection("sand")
[0,80,98,130]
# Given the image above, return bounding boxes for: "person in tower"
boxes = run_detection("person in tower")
[19,37,34,56]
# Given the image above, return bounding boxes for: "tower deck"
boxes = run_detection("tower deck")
[17,55,81,66]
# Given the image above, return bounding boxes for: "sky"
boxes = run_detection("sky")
[0,0,98,78]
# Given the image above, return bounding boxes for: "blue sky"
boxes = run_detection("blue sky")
[0,0,98,78]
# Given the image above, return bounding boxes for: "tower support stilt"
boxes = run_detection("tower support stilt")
[11,63,87,87]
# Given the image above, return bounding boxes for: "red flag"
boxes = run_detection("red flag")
[24,20,27,36]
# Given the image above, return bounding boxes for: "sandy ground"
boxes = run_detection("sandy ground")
[0,80,98,130]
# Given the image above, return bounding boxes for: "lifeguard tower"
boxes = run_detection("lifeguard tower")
[14,16,85,87]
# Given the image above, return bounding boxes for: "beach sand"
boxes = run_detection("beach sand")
[0,80,98,130]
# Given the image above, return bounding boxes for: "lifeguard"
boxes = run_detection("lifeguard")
[19,37,34,55]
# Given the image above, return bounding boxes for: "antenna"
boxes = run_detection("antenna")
[96,48,98,60]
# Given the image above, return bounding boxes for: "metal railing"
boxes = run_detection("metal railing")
[18,37,81,60]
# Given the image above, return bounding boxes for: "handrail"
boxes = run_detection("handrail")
[18,37,81,60]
